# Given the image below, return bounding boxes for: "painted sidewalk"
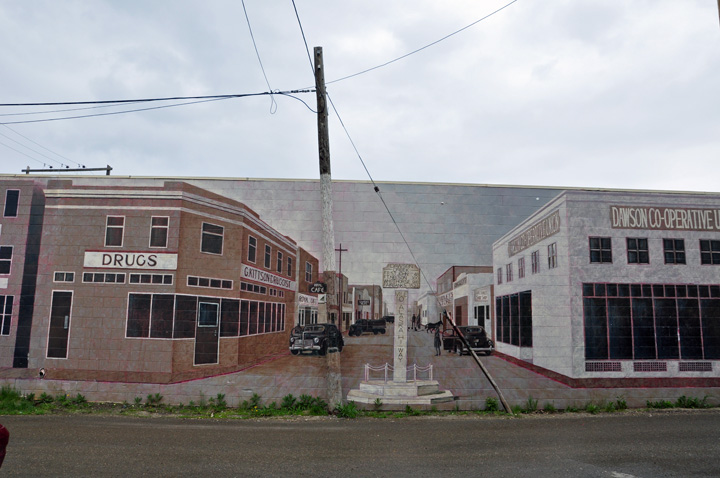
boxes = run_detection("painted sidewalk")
[2,328,719,409]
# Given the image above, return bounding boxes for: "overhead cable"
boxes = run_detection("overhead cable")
[241,0,277,114]
[327,0,520,85]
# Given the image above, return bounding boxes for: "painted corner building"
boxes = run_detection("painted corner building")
[493,189,720,383]
[0,179,319,383]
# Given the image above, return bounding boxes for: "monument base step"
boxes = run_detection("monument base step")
[347,380,455,406]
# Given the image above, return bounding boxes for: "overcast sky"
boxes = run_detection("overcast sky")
[1,1,719,192]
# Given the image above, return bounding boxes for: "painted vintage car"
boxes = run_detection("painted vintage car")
[289,324,344,356]
[442,326,494,356]
[348,318,386,336]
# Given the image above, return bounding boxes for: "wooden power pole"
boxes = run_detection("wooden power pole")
[314,46,343,407]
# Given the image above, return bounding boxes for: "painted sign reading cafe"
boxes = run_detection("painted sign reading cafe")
[84,251,178,270]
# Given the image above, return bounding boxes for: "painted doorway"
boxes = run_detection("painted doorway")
[47,291,72,358]
[194,301,219,365]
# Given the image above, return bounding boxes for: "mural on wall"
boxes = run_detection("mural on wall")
[1,176,719,397]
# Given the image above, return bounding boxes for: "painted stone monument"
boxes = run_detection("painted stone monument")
[346,263,454,406]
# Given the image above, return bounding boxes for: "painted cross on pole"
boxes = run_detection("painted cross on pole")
[382,263,421,383]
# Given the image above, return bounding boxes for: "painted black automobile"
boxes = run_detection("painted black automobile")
[348,318,386,336]
[289,323,344,356]
[381,315,395,324]
[442,326,494,356]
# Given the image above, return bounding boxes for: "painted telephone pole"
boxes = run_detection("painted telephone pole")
[315,46,343,407]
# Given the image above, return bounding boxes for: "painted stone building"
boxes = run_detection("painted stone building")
[1,179,319,383]
[493,189,720,382]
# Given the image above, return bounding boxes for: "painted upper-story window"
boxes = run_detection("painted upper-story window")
[3,190,19,217]
[105,216,125,247]
[264,245,271,269]
[663,239,686,265]
[200,223,223,255]
[518,257,525,279]
[589,237,612,263]
[505,263,513,282]
[287,257,293,277]
[627,238,649,264]
[276,251,283,273]
[305,261,313,282]
[149,217,169,248]
[0,246,12,274]
[248,236,257,263]
[700,240,720,265]
[496,267,502,285]
[547,243,558,269]
[531,250,540,274]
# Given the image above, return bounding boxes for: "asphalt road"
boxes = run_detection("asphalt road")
[1,410,719,477]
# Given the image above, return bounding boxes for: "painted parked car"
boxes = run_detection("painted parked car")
[348,318,386,336]
[442,326,494,356]
[289,324,344,356]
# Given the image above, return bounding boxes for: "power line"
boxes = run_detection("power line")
[291,0,315,74]
[0,93,259,107]
[0,138,46,166]
[241,0,277,114]
[0,124,81,167]
[0,101,146,117]
[0,129,66,167]
[0,90,314,125]
[327,0,520,85]
[327,93,438,296]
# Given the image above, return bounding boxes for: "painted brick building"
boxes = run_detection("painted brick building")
[0,179,319,383]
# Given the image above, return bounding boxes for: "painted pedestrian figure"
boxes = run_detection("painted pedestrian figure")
[434,327,442,356]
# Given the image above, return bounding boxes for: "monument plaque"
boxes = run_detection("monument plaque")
[382,263,421,289]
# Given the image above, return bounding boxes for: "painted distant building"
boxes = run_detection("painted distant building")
[0,179,319,383]
[436,266,492,326]
[493,190,720,382]
[452,272,494,331]
[350,284,382,322]
[417,291,437,326]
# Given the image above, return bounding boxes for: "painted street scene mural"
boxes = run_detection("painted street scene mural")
[1,176,719,410]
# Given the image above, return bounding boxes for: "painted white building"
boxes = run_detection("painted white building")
[493,190,720,381]
[416,291,437,326]
[452,272,493,330]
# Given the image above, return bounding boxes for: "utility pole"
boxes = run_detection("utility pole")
[315,46,337,326]
[315,46,343,407]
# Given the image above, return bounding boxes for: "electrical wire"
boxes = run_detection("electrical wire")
[0,129,67,167]
[0,93,255,107]
[327,93,439,297]
[291,0,315,75]
[0,138,46,166]
[327,0,520,85]
[241,0,277,114]
[0,101,147,117]
[1,124,82,167]
[0,90,314,125]
[290,0,464,298]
